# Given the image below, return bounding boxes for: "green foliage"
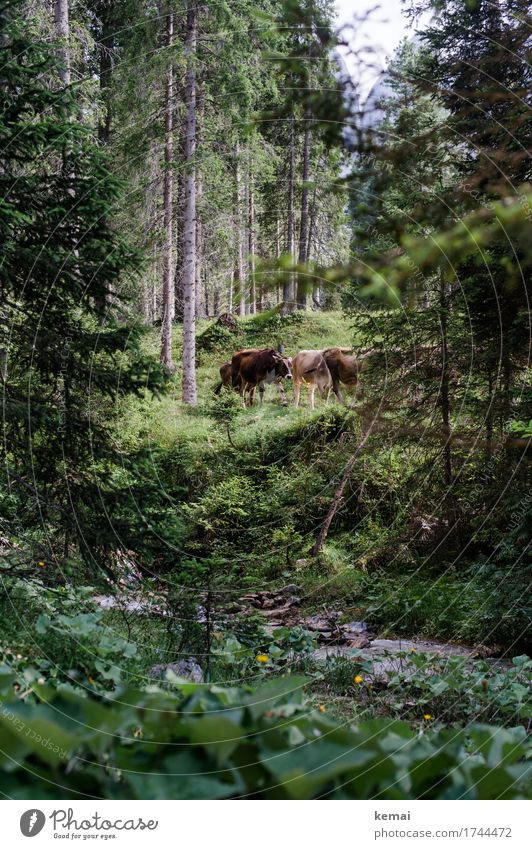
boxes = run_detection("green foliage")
[0,672,529,799]
[316,651,532,727]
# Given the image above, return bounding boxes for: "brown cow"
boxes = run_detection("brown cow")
[231,348,292,408]
[292,350,332,409]
[214,360,259,404]
[322,347,367,405]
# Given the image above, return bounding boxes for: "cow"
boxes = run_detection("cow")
[214,359,259,405]
[292,350,332,409]
[322,347,367,405]
[230,348,292,408]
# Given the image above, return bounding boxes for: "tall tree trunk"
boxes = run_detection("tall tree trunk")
[195,166,205,317]
[174,125,186,321]
[248,162,256,314]
[297,117,312,310]
[160,10,175,369]
[227,269,233,313]
[439,271,452,487]
[182,0,198,404]
[307,183,317,260]
[234,142,245,316]
[54,0,71,87]
[486,366,494,458]
[98,7,112,144]
[195,82,205,318]
[282,116,295,312]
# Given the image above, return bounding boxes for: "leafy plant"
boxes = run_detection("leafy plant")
[0,672,529,799]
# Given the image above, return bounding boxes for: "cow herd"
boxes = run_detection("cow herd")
[214,346,366,409]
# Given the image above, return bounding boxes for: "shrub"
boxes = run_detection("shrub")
[0,673,529,799]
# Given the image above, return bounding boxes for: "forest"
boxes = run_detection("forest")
[0,0,531,800]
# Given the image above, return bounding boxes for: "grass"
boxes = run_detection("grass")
[124,309,357,451]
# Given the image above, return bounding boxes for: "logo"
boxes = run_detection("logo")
[20,810,46,837]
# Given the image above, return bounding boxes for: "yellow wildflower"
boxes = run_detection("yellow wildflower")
[256,654,269,664]
[423,713,432,720]
[354,674,363,684]
[38,561,45,567]
[319,704,327,713]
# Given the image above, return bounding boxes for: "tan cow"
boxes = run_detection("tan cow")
[292,350,332,409]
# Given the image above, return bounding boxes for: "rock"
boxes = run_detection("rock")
[348,635,371,649]
[279,584,300,595]
[344,620,370,634]
[149,658,203,683]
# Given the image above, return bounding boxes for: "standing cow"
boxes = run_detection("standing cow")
[231,348,292,408]
[322,347,366,405]
[292,350,332,409]
[214,359,261,405]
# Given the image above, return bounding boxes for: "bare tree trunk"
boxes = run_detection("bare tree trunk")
[234,142,245,316]
[97,6,113,144]
[486,367,494,458]
[282,116,295,312]
[160,10,175,369]
[439,271,452,487]
[312,426,372,556]
[54,0,71,86]
[214,279,221,315]
[195,166,205,318]
[182,1,198,405]
[228,269,233,313]
[308,183,320,306]
[195,83,205,318]
[248,162,256,314]
[307,184,317,260]
[297,117,312,309]
[174,125,186,321]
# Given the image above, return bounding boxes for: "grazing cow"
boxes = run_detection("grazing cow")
[230,348,292,408]
[292,350,332,409]
[214,359,259,404]
[322,347,367,405]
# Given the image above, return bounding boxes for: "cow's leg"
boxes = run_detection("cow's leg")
[309,385,316,409]
[276,381,288,406]
[293,378,300,407]
[332,379,344,404]
[240,381,248,409]
[249,385,256,406]
[258,381,265,404]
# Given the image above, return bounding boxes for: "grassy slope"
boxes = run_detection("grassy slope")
[128,310,355,449]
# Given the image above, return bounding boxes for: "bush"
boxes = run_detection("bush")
[314,651,532,727]
[0,673,529,799]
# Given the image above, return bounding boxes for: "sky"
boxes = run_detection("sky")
[334,1,419,99]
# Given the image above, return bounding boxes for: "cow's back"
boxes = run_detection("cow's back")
[293,350,331,384]
[232,348,276,385]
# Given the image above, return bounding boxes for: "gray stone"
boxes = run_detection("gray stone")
[149,657,203,683]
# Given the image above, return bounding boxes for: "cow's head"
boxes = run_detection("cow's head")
[273,353,292,380]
